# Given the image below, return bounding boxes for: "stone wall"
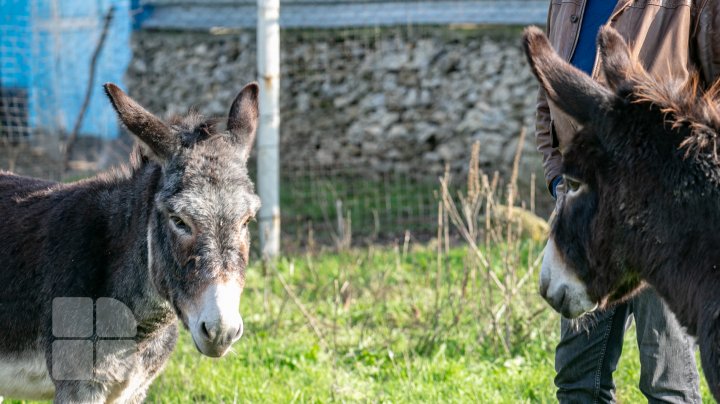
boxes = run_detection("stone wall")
[127,26,544,189]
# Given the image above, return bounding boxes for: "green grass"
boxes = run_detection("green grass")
[6,243,713,403]
[147,244,712,402]
[147,243,559,402]
[147,326,712,403]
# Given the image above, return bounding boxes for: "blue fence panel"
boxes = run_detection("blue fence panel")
[0,1,31,88]
[0,0,132,139]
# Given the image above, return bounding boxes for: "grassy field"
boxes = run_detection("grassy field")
[142,243,712,403]
[5,242,712,403]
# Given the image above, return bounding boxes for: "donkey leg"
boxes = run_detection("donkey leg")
[113,357,167,403]
[53,381,107,404]
[126,385,150,404]
[122,324,179,403]
[125,369,162,404]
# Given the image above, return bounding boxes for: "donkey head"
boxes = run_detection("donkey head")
[105,83,261,357]
[524,26,720,318]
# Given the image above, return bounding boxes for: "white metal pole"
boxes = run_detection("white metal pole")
[257,0,281,258]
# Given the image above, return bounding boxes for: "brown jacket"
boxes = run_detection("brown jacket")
[536,0,720,192]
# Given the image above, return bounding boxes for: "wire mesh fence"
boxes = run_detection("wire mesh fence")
[1,0,549,251]
[277,162,442,249]
[262,17,547,249]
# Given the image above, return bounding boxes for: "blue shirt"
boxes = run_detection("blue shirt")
[569,0,617,74]
[552,0,617,198]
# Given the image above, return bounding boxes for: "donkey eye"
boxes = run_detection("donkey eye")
[242,216,255,227]
[170,215,192,233]
[565,178,582,192]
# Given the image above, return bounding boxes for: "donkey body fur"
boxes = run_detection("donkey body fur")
[524,26,720,399]
[0,83,260,402]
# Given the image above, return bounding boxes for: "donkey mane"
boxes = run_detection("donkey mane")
[168,113,225,147]
[90,113,231,184]
[15,112,231,197]
[624,65,720,160]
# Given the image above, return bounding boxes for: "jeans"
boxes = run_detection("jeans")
[555,288,701,403]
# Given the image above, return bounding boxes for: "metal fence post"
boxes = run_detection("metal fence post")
[257,0,281,258]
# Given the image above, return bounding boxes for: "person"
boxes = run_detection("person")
[535,0,720,402]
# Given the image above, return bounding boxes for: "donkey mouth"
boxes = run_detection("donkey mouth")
[192,337,236,358]
[542,284,598,319]
[192,340,227,358]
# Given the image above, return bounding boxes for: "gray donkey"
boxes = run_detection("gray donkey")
[0,82,261,402]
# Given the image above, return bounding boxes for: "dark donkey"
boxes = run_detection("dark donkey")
[524,26,720,399]
[0,82,261,402]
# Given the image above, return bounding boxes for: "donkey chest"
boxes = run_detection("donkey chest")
[0,350,54,400]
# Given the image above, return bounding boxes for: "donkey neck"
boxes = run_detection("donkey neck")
[636,200,720,337]
[74,162,175,333]
[646,260,720,338]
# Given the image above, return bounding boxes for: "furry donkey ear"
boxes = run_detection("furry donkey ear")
[227,82,259,160]
[597,25,642,92]
[523,26,615,126]
[104,83,178,162]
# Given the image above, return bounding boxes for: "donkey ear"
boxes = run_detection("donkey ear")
[523,26,614,126]
[104,83,178,162]
[597,25,641,91]
[227,82,259,160]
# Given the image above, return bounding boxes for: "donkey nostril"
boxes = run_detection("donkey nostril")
[556,286,568,311]
[200,321,215,340]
